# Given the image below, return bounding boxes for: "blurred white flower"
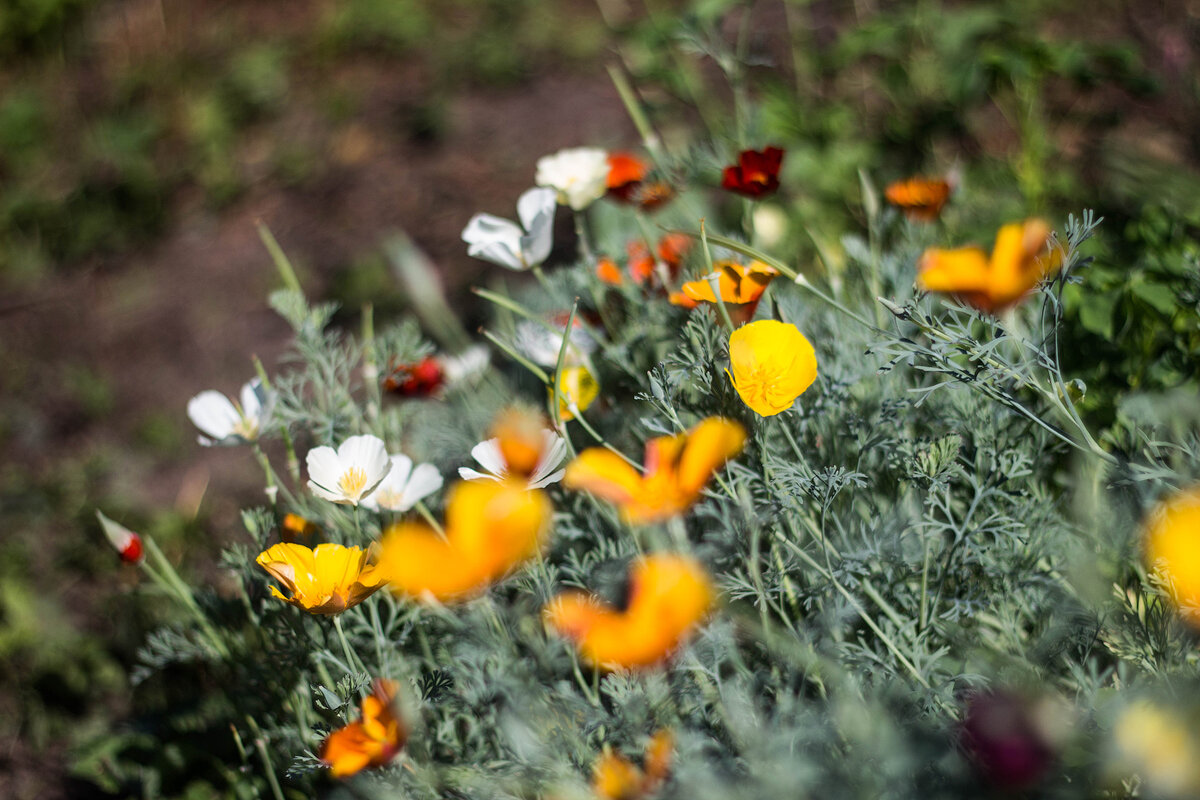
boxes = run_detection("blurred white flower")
[458,429,567,489]
[461,187,556,270]
[535,147,609,210]
[514,317,598,367]
[362,454,444,512]
[439,344,491,386]
[752,204,789,250]
[187,379,272,447]
[306,434,391,506]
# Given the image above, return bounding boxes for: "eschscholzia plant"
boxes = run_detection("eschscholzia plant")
[321,678,407,778]
[460,410,568,489]
[917,218,1062,313]
[1143,485,1200,626]
[536,147,610,210]
[361,454,443,513]
[885,175,952,221]
[546,554,714,669]
[555,365,599,421]
[461,187,557,271]
[606,151,648,202]
[256,542,385,615]
[564,417,745,524]
[306,434,391,506]
[670,260,778,324]
[187,378,272,446]
[727,319,818,417]
[96,510,144,565]
[377,478,552,602]
[721,146,784,198]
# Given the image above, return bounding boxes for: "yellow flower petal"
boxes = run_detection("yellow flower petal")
[256,542,384,615]
[1145,485,1200,625]
[677,418,747,495]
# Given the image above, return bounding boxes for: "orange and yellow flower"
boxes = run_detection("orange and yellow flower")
[1144,486,1200,627]
[377,478,552,602]
[280,512,319,543]
[606,151,649,202]
[670,260,778,325]
[917,219,1062,312]
[256,542,385,615]
[885,176,952,222]
[592,731,674,800]
[321,678,407,778]
[727,319,818,417]
[563,417,745,524]
[547,555,714,669]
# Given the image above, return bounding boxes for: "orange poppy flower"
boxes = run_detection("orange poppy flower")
[546,555,714,669]
[670,260,778,325]
[280,512,319,543]
[257,542,385,615]
[721,146,784,199]
[633,181,674,212]
[377,478,552,602]
[917,219,1062,313]
[1144,485,1200,627]
[563,417,745,524]
[885,176,952,222]
[596,256,624,285]
[321,678,407,778]
[607,152,649,202]
[656,233,691,269]
[592,731,673,800]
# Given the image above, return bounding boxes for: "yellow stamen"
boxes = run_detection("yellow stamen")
[339,467,369,500]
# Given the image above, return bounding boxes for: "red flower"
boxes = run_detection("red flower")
[721,147,784,198]
[382,357,444,397]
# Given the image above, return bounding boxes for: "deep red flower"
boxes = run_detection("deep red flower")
[383,356,444,397]
[721,147,784,198]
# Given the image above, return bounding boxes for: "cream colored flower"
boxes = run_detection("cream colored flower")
[535,147,609,210]
[462,187,556,271]
[306,434,391,506]
[187,379,272,446]
[362,455,443,513]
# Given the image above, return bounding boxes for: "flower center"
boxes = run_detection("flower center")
[338,467,369,500]
[373,489,402,510]
[233,417,258,440]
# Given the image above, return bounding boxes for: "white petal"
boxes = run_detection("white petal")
[528,468,566,489]
[458,467,501,482]
[467,239,527,271]
[239,379,263,420]
[516,187,557,232]
[386,454,415,489]
[308,479,351,504]
[463,214,524,269]
[187,391,240,441]
[532,431,568,483]
[337,435,390,483]
[397,463,443,510]
[469,438,507,477]
[305,445,342,490]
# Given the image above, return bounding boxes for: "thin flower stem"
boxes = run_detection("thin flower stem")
[244,714,287,800]
[333,615,362,678]
[573,212,595,265]
[530,264,556,297]
[549,300,581,460]
[414,501,445,537]
[257,222,303,295]
[361,303,382,426]
[571,650,602,707]
[571,407,643,471]
[253,356,301,483]
[480,329,551,384]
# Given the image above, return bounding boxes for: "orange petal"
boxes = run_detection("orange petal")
[596,256,624,285]
[916,246,991,293]
[677,418,746,495]
[564,449,645,506]
[378,522,490,601]
[322,722,376,778]
[447,479,552,580]
[592,751,645,800]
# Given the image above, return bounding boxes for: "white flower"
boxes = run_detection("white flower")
[514,318,598,367]
[439,344,491,386]
[306,434,391,506]
[187,379,272,446]
[461,187,556,271]
[362,454,444,512]
[458,429,567,489]
[535,147,609,210]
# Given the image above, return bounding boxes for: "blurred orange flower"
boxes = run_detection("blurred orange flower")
[670,260,778,325]
[256,542,385,615]
[885,176,952,221]
[1144,485,1200,627]
[564,417,745,525]
[378,479,552,602]
[547,555,714,669]
[607,152,649,202]
[321,678,407,778]
[917,219,1062,312]
[592,731,673,800]
[280,512,319,543]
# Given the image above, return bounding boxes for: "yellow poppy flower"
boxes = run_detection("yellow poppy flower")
[546,555,714,669]
[1144,485,1200,626]
[917,219,1063,312]
[671,260,778,325]
[256,542,385,615]
[556,365,600,421]
[321,678,407,778]
[727,319,817,417]
[377,478,552,602]
[563,417,745,524]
